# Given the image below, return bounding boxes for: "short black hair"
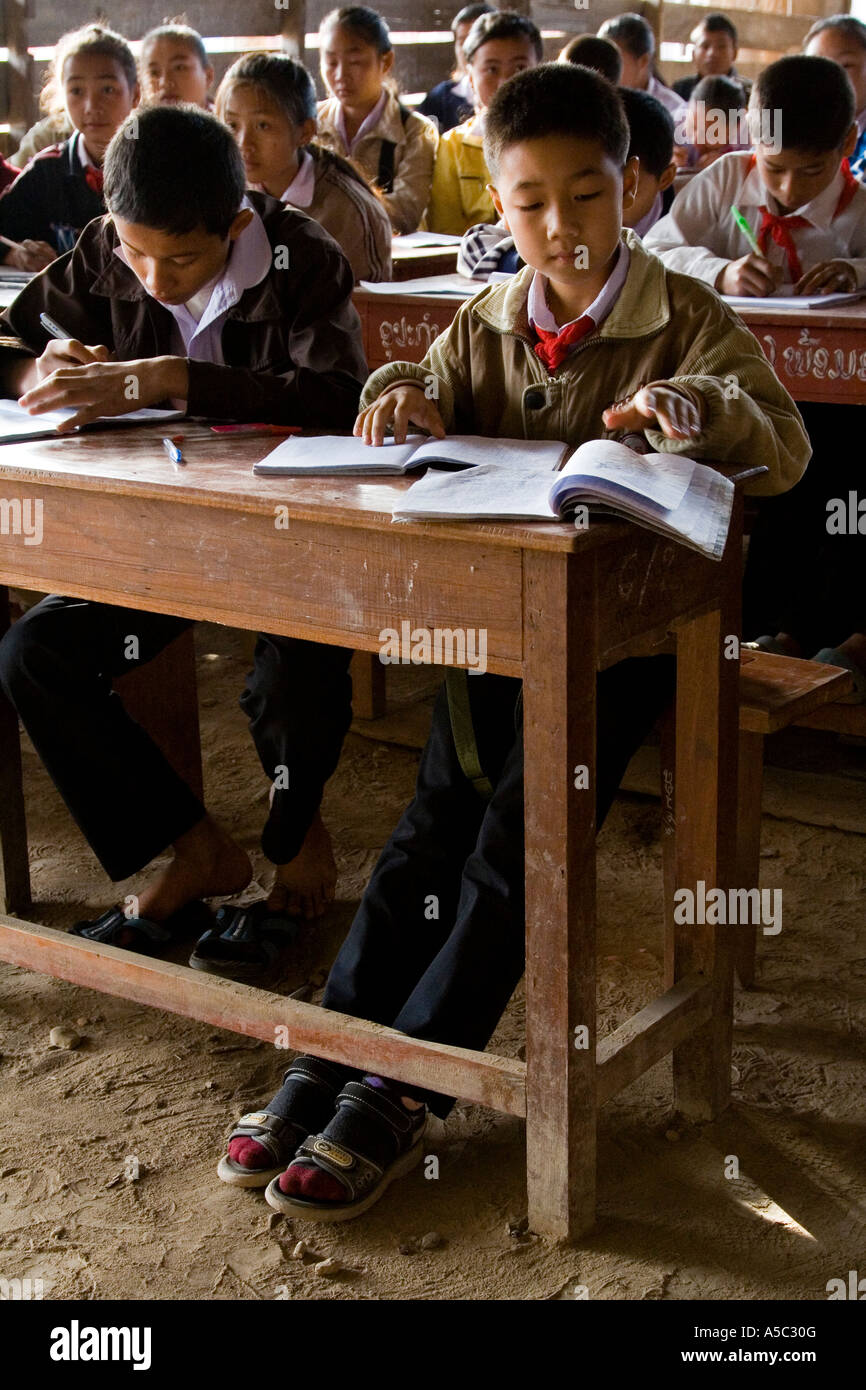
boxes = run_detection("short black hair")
[484,62,630,177]
[452,4,495,34]
[618,87,674,178]
[597,14,654,59]
[751,54,854,154]
[690,74,747,109]
[217,51,317,126]
[140,21,209,69]
[463,10,544,65]
[693,12,738,45]
[804,14,866,54]
[104,104,246,237]
[560,34,623,85]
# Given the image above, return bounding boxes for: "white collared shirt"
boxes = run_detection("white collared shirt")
[336,89,388,156]
[647,74,689,128]
[633,191,663,240]
[250,148,317,210]
[528,241,631,335]
[644,151,866,288]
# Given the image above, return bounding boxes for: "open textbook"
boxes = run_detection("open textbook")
[389,436,734,561]
[253,432,570,477]
[0,401,184,445]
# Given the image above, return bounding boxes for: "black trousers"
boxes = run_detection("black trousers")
[743,402,865,649]
[321,655,677,1118]
[0,595,353,882]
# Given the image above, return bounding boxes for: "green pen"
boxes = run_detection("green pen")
[730,204,761,256]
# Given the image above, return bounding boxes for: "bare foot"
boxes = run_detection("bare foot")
[267,812,337,921]
[135,815,252,921]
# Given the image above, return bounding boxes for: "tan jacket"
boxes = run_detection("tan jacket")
[360,231,810,498]
[304,144,392,283]
[317,90,438,235]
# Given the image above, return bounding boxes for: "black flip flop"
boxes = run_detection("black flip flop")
[70,899,213,957]
[188,902,301,980]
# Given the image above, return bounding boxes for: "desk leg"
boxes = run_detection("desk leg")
[523,551,597,1242]
[0,587,31,915]
[670,527,740,1120]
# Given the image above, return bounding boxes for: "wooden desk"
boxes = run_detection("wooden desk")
[0,426,743,1241]
[391,245,459,280]
[355,288,467,370]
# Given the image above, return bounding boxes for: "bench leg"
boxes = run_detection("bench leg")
[350,651,387,721]
[114,629,203,802]
[733,729,764,989]
[0,587,31,915]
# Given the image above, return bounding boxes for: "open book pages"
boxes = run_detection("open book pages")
[358,273,478,297]
[0,401,183,445]
[253,432,570,477]
[723,288,866,310]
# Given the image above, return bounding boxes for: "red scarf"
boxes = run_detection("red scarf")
[748,154,857,283]
[84,163,104,194]
[533,314,594,372]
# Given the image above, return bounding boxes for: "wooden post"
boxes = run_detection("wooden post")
[279,0,306,58]
[1,0,37,149]
[0,586,31,915]
[350,650,387,721]
[523,549,598,1242]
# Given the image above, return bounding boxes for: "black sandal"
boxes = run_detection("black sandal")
[70,900,212,957]
[189,902,300,980]
[264,1078,427,1223]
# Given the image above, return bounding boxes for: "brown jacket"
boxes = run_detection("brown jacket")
[361,231,810,497]
[304,143,392,283]
[0,192,368,427]
[317,91,438,235]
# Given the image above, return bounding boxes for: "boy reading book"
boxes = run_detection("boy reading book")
[217,64,810,1220]
[0,105,368,967]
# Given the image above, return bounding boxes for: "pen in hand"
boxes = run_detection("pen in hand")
[39,311,74,340]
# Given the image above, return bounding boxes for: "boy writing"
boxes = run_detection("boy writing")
[218,64,810,1220]
[0,105,368,966]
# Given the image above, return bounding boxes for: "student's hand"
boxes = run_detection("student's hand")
[602,382,703,442]
[34,339,113,383]
[354,383,447,446]
[792,259,857,296]
[3,240,56,271]
[17,355,188,431]
[715,254,782,297]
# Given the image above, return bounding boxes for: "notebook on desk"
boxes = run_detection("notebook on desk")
[723,288,866,310]
[0,400,184,445]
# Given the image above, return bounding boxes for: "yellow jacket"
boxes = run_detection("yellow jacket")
[424,115,496,235]
[359,230,810,497]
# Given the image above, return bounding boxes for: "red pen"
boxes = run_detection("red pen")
[210,423,302,435]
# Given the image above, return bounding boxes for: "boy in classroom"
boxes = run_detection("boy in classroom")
[457,86,676,274]
[424,10,543,236]
[597,13,688,128]
[805,15,866,181]
[0,105,368,969]
[0,24,139,272]
[138,21,214,109]
[315,5,439,235]
[674,73,749,171]
[646,54,866,697]
[672,11,751,102]
[216,51,392,283]
[558,33,623,85]
[417,3,494,134]
[217,64,810,1220]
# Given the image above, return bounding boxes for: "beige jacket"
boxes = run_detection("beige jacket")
[317,90,438,235]
[303,144,392,282]
[360,231,810,497]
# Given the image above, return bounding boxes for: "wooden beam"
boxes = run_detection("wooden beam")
[597,974,712,1106]
[0,915,527,1115]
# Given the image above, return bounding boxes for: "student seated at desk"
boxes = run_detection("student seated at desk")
[315,5,439,235]
[417,3,493,134]
[424,10,543,236]
[558,33,623,85]
[0,105,368,967]
[0,24,139,273]
[805,15,866,182]
[673,74,749,171]
[646,55,866,697]
[597,13,688,131]
[672,11,751,103]
[217,64,809,1220]
[216,51,392,283]
[138,21,214,109]
[457,85,676,276]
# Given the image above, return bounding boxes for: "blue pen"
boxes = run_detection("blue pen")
[162,436,185,467]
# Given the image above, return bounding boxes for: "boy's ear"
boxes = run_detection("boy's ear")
[487,182,508,227]
[228,206,255,240]
[841,121,858,159]
[381,49,395,77]
[622,155,639,211]
[658,160,677,194]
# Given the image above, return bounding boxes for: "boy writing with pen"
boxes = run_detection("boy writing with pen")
[0,104,370,971]
[646,54,866,698]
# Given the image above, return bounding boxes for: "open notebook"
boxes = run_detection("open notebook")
[0,401,184,445]
[390,437,734,561]
[723,288,866,310]
[253,432,569,477]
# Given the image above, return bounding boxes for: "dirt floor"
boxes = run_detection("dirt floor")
[0,618,864,1302]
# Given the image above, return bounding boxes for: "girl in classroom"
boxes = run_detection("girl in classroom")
[314,5,439,235]
[0,23,138,271]
[216,51,392,282]
[138,21,214,109]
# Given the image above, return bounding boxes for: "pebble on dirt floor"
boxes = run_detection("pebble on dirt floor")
[419,1231,443,1250]
[48,1027,82,1050]
[313,1257,343,1278]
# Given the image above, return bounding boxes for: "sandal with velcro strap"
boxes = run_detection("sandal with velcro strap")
[217,1054,352,1187]
[264,1077,427,1222]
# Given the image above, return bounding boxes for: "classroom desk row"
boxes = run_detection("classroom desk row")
[354,286,866,405]
[0,424,754,1242]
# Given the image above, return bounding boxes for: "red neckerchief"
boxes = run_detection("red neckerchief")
[532,314,594,373]
[747,154,857,283]
[84,163,104,194]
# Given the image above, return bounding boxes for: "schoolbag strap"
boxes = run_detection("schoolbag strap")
[376,102,411,193]
[445,668,494,802]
